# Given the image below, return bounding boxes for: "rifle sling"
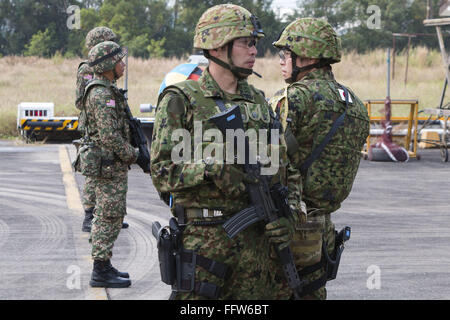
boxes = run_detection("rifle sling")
[299,85,351,175]
[213,97,228,112]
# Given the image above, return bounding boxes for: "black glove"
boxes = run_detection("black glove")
[136,151,150,173]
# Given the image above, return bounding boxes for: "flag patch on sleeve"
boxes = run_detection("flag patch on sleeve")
[106,99,116,107]
[338,89,353,104]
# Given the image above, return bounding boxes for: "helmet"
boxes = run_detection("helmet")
[88,41,127,74]
[273,18,341,63]
[194,4,264,79]
[194,4,264,50]
[85,26,117,50]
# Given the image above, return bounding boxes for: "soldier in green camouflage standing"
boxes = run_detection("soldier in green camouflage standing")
[270,18,370,299]
[151,4,302,299]
[76,26,129,232]
[80,41,140,288]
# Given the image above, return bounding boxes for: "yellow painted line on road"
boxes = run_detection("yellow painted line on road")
[59,146,84,215]
[59,146,108,301]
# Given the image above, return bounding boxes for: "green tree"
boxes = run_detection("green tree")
[293,0,445,52]
[24,26,58,57]
[147,38,166,58]
[0,0,80,56]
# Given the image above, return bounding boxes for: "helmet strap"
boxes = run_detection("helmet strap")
[113,67,119,80]
[286,53,332,83]
[203,41,259,80]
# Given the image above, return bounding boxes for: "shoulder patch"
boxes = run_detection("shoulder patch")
[167,95,186,115]
[338,88,353,104]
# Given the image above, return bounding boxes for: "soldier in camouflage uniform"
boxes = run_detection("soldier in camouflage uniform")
[75,26,128,232]
[80,41,139,288]
[150,4,301,299]
[270,18,370,299]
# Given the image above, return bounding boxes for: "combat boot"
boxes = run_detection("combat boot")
[82,207,94,232]
[90,260,131,288]
[106,260,130,278]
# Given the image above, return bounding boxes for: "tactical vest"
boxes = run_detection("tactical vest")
[159,79,271,133]
[157,79,284,213]
[82,79,130,142]
[272,78,370,213]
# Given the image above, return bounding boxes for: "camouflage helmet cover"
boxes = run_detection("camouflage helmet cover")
[194,4,265,50]
[85,26,117,50]
[273,18,341,63]
[88,41,127,74]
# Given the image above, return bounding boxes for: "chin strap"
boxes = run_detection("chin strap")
[113,68,119,80]
[285,52,332,84]
[203,42,262,80]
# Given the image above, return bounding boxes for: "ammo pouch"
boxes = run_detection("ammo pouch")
[297,226,351,296]
[78,143,116,178]
[152,217,230,299]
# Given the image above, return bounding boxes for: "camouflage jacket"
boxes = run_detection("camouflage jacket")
[151,68,302,216]
[271,68,369,214]
[83,74,138,172]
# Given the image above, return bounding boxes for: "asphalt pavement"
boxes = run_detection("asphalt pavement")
[0,139,449,300]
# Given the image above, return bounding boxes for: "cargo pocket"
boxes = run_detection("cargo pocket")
[95,174,128,218]
[79,144,102,177]
[291,213,325,268]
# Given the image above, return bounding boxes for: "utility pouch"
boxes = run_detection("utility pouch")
[100,153,115,179]
[292,214,325,267]
[79,143,102,177]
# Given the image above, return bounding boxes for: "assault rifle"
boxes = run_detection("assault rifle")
[119,48,150,173]
[209,104,305,299]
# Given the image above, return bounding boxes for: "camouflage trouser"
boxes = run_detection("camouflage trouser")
[291,212,335,300]
[82,176,96,210]
[174,219,290,300]
[89,171,128,261]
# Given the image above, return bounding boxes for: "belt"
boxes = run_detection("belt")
[185,208,224,219]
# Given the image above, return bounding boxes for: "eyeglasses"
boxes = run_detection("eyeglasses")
[234,37,258,49]
[278,49,292,61]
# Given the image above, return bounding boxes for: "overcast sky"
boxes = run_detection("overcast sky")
[271,0,298,10]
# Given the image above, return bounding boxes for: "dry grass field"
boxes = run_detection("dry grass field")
[0,46,447,137]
